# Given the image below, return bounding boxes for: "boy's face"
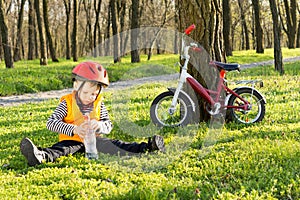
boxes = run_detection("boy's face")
[77,82,100,105]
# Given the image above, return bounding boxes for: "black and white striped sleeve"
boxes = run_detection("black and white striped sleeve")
[96,102,113,134]
[46,100,75,136]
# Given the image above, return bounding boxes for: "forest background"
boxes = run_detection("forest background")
[0,0,299,73]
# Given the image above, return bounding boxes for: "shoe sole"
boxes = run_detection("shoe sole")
[20,138,41,166]
[153,135,166,153]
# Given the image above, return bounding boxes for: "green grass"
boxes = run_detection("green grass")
[0,55,179,96]
[0,59,78,96]
[1,48,299,96]
[0,57,299,199]
[227,48,300,64]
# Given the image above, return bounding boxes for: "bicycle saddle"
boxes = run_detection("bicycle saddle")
[213,61,240,72]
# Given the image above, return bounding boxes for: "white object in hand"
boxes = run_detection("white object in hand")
[83,115,98,160]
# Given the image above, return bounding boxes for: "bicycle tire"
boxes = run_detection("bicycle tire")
[227,88,265,124]
[150,91,194,127]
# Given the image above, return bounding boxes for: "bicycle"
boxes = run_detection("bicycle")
[150,24,266,127]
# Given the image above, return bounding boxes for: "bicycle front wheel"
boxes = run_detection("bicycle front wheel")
[227,88,265,124]
[150,91,193,127]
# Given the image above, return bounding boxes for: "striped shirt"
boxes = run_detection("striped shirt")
[46,100,113,137]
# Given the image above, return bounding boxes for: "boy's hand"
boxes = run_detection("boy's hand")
[73,119,101,137]
[73,121,89,137]
[89,119,101,131]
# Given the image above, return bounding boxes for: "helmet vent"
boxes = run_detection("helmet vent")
[97,65,102,71]
[89,66,96,74]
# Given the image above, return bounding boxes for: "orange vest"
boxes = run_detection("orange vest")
[58,91,102,142]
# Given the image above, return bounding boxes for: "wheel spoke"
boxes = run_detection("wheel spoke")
[227,88,265,124]
[150,91,192,127]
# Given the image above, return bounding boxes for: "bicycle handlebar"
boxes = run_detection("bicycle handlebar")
[191,47,202,52]
[184,24,196,35]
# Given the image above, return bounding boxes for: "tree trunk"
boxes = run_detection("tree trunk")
[63,0,71,59]
[177,0,225,122]
[281,0,297,48]
[97,23,102,56]
[298,5,300,48]
[34,0,47,65]
[119,0,126,56]
[212,0,224,62]
[174,8,179,54]
[147,29,162,60]
[269,0,284,75]
[131,0,140,63]
[296,19,300,48]
[110,0,121,63]
[0,34,3,60]
[222,0,232,56]
[252,0,264,53]
[0,0,14,68]
[34,18,39,59]
[28,0,35,60]
[83,0,93,53]
[13,0,26,62]
[93,0,102,57]
[104,5,111,56]
[0,35,3,61]
[72,0,78,61]
[147,0,169,60]
[43,0,59,62]
[238,0,250,50]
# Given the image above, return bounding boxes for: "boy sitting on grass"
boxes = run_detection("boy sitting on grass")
[20,61,165,166]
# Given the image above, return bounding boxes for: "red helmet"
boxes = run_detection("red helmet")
[72,61,109,87]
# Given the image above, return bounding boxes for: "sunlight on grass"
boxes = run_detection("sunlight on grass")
[227,48,300,64]
[1,49,299,96]
[0,59,299,199]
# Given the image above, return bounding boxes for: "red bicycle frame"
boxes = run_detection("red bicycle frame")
[186,69,250,111]
[169,24,251,115]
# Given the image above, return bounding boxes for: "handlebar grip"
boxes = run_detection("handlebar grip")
[192,47,202,52]
[184,24,196,35]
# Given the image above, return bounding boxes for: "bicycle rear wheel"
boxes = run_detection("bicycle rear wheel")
[150,91,193,127]
[227,88,265,124]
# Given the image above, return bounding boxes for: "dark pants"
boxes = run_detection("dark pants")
[40,137,148,162]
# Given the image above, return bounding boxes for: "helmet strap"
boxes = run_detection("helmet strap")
[77,81,85,92]
[76,81,86,100]
[94,84,102,99]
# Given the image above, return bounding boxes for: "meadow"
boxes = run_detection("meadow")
[0,47,299,96]
[0,49,299,199]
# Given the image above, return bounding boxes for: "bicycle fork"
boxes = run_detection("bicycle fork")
[169,69,222,116]
[169,71,186,115]
[169,55,190,115]
[169,71,223,116]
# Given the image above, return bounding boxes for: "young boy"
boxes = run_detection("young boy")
[20,61,165,166]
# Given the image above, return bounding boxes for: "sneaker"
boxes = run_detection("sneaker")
[20,138,45,166]
[148,135,166,153]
